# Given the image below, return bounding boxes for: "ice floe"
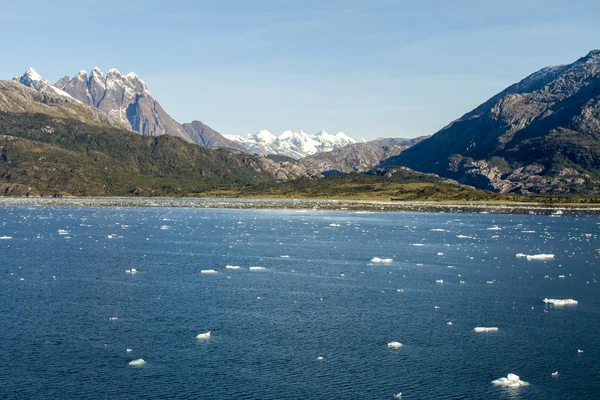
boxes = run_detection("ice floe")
[316,356,324,361]
[435,279,444,284]
[196,331,211,340]
[200,269,217,274]
[474,327,498,333]
[225,265,240,270]
[371,257,393,263]
[394,393,402,399]
[516,253,555,260]
[125,268,137,274]
[249,266,265,271]
[57,229,69,235]
[492,373,528,387]
[543,298,577,306]
[552,371,558,377]
[128,359,146,366]
[0,235,12,240]
[487,226,501,231]
[387,342,403,349]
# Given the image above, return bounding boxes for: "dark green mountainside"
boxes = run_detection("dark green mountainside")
[0,112,274,196]
[385,50,600,195]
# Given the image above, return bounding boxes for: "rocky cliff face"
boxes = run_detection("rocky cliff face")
[0,80,131,130]
[387,50,600,194]
[15,67,237,150]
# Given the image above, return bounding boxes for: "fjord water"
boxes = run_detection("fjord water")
[0,206,599,399]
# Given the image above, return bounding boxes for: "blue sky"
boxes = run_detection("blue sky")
[2,0,599,139]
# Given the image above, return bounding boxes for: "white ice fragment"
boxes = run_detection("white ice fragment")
[200,269,217,274]
[527,254,555,260]
[387,342,403,349]
[109,317,118,321]
[492,373,528,387]
[371,257,393,263]
[456,235,472,239]
[196,331,211,340]
[552,371,558,377]
[316,356,324,361]
[126,348,133,353]
[225,265,240,270]
[447,322,453,325]
[412,243,425,247]
[129,359,146,366]
[0,236,12,240]
[58,229,69,235]
[329,223,340,227]
[435,279,444,284]
[160,225,169,230]
[249,266,265,271]
[578,349,583,353]
[437,252,444,256]
[430,228,445,232]
[543,298,577,306]
[394,393,402,399]
[280,255,289,258]
[125,268,137,274]
[474,327,498,333]
[487,226,501,231]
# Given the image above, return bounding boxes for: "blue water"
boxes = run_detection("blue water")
[0,206,599,399]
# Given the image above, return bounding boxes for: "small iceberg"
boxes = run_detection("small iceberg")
[225,265,240,270]
[430,228,445,232]
[200,269,217,274]
[435,279,444,284]
[160,225,169,230]
[196,331,211,340]
[487,226,501,231]
[126,348,133,353]
[0,235,12,240]
[543,298,577,306]
[552,371,558,377]
[474,327,498,333]
[316,356,324,361]
[517,253,555,260]
[57,229,69,235]
[412,243,425,247]
[249,266,265,271]
[394,393,402,399]
[456,235,472,239]
[387,342,403,349]
[125,268,137,274]
[492,373,528,387]
[578,349,583,353]
[329,223,340,227]
[371,257,393,263]
[128,359,146,366]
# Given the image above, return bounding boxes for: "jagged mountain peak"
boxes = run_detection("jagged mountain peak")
[17,68,74,99]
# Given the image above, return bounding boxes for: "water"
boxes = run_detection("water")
[0,205,599,399]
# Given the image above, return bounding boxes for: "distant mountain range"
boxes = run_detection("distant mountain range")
[15,67,245,151]
[224,130,358,159]
[385,50,600,195]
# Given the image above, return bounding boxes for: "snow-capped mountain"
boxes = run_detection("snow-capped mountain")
[14,67,243,150]
[225,130,357,158]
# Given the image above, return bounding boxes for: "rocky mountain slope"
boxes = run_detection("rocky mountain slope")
[182,121,246,151]
[15,68,241,150]
[385,50,600,194]
[225,130,357,158]
[298,136,428,176]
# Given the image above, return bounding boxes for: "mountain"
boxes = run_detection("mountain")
[1,80,130,130]
[0,81,308,196]
[298,137,428,176]
[182,121,246,151]
[385,50,600,195]
[225,130,357,158]
[16,67,238,150]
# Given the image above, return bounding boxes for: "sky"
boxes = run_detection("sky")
[1,0,600,140]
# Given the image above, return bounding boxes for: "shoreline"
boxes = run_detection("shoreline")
[1,196,600,215]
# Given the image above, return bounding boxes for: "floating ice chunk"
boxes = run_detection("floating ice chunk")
[492,373,528,387]
[437,252,444,256]
[249,266,265,271]
[474,327,498,333]
[129,359,146,366]
[558,275,565,279]
[387,342,403,349]
[552,371,558,377]
[371,257,393,263]
[516,253,527,258]
[316,356,324,361]
[200,269,217,274]
[160,225,169,230]
[58,229,69,235]
[196,331,211,340]
[125,268,137,274]
[435,279,444,284]
[487,226,501,231]
[412,243,425,247]
[456,235,472,239]
[394,393,402,399]
[225,265,240,270]
[527,254,555,260]
[329,223,340,227]
[543,298,577,306]
[126,348,133,353]
[280,255,289,258]
[109,317,118,321]
[0,236,12,240]
[430,228,445,232]
[578,349,583,353]
[447,322,453,325]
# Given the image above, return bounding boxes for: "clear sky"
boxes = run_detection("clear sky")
[1,0,599,140]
